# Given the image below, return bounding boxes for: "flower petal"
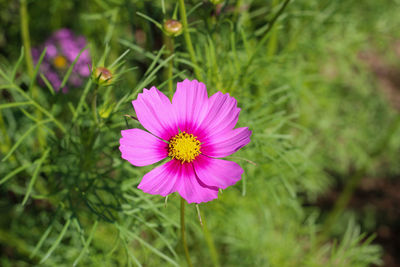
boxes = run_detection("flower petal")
[199,91,240,139]
[138,160,218,203]
[193,155,243,189]
[172,79,208,133]
[138,160,180,196]
[176,162,219,204]
[133,87,178,140]
[201,127,252,158]
[119,128,168,167]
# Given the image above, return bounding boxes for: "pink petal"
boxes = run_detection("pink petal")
[201,127,252,158]
[172,79,209,133]
[176,162,219,204]
[199,91,240,140]
[133,87,178,140]
[138,160,218,203]
[138,160,181,196]
[193,155,243,189]
[119,128,168,167]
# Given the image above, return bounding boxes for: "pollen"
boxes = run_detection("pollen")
[168,132,201,163]
[53,55,67,69]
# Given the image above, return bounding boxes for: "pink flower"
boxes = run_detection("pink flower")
[119,79,251,203]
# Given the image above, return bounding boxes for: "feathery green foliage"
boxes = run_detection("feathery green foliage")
[1,0,400,266]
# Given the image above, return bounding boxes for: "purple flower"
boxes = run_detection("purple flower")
[119,80,252,203]
[32,28,91,93]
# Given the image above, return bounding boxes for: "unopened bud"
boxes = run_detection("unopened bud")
[93,67,112,85]
[99,104,113,119]
[163,19,183,37]
[210,0,224,5]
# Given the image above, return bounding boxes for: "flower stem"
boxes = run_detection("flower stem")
[180,198,193,267]
[164,35,174,96]
[92,84,99,124]
[198,206,220,267]
[20,0,34,79]
[20,0,46,146]
[178,0,201,80]
[0,112,11,155]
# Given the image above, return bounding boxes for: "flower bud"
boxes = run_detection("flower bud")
[99,104,113,119]
[163,19,183,37]
[92,67,113,85]
[210,0,224,4]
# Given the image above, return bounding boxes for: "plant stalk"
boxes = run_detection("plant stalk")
[164,35,174,95]
[20,0,46,146]
[178,0,201,80]
[20,0,34,79]
[181,198,193,267]
[92,84,99,124]
[199,207,220,267]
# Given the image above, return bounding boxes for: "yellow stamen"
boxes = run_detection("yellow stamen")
[168,132,201,163]
[53,55,67,69]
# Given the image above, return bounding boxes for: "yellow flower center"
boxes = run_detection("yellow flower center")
[53,55,67,69]
[168,132,201,163]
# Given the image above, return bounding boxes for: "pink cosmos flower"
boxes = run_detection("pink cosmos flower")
[119,79,251,203]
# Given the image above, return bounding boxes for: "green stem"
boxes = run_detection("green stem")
[92,84,99,124]
[20,0,47,146]
[20,0,34,79]
[0,111,11,155]
[233,0,243,21]
[199,207,220,267]
[181,198,193,267]
[164,35,174,96]
[178,0,201,80]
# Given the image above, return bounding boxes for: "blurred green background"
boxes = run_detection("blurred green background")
[1,0,400,266]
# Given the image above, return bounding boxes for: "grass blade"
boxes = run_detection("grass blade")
[60,46,87,89]
[22,148,50,206]
[0,163,31,185]
[40,218,71,264]
[136,11,162,29]
[2,119,51,162]
[0,101,32,109]
[29,47,47,92]
[11,47,25,81]
[40,73,56,95]
[144,46,165,76]
[109,49,130,68]
[72,220,98,266]
[30,222,54,258]
[72,80,92,122]
[119,226,179,267]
